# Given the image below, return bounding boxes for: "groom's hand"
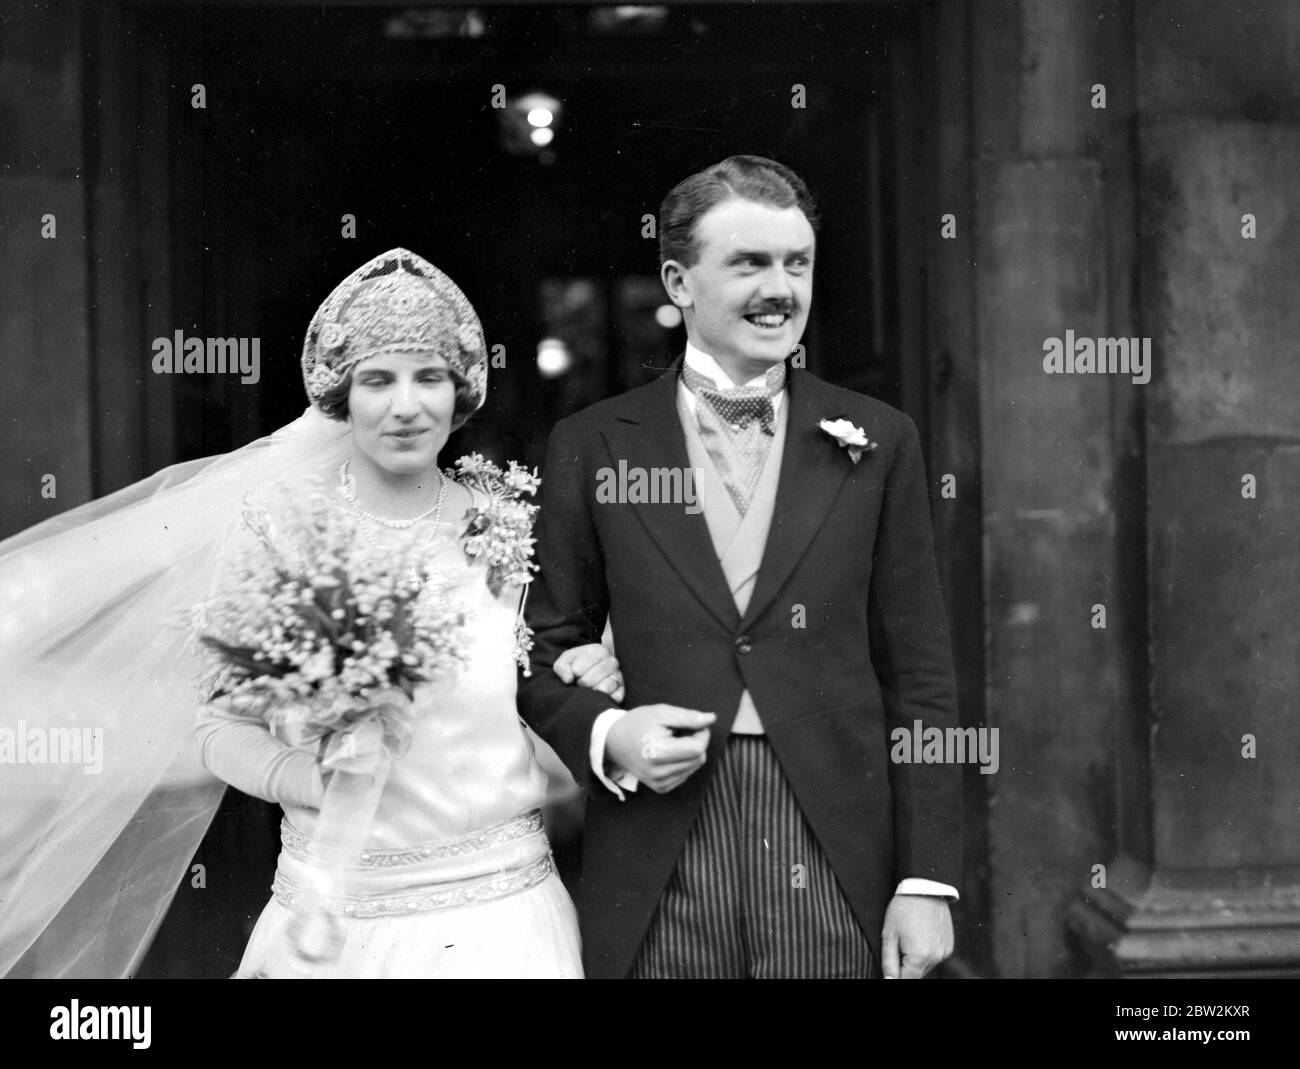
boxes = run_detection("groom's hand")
[880,894,954,979]
[606,705,715,794]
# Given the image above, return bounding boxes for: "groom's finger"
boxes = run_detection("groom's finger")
[645,756,704,779]
[641,734,707,764]
[900,950,929,980]
[881,928,901,979]
[644,758,707,793]
[653,706,716,732]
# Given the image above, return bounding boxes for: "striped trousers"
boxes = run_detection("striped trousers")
[629,735,876,978]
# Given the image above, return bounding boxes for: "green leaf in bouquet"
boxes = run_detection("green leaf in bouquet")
[199,637,291,679]
[299,600,343,645]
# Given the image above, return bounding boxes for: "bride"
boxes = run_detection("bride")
[0,249,619,978]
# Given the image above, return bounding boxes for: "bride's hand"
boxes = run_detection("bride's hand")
[553,644,625,704]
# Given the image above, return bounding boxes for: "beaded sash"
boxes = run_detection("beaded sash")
[271,809,554,918]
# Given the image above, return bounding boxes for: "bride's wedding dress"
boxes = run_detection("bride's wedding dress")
[196,490,582,978]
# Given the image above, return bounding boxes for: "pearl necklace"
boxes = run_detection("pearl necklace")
[339,460,448,547]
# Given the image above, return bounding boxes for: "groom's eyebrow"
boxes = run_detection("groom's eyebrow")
[726,245,814,263]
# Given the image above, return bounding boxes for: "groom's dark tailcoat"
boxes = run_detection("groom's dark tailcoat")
[517,362,961,979]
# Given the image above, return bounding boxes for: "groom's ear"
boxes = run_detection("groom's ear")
[660,259,693,309]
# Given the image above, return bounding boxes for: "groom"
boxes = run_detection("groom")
[518,155,961,979]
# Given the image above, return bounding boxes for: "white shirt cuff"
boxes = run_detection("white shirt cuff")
[590,708,639,799]
[895,878,959,901]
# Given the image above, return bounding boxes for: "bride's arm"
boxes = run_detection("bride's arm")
[195,700,325,809]
[553,641,624,703]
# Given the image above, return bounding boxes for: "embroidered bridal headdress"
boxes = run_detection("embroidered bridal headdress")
[301,248,488,411]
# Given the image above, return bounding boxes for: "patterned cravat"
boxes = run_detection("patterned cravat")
[681,362,786,515]
[680,363,784,436]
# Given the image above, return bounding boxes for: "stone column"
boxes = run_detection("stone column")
[1070,0,1300,975]
[969,0,1142,977]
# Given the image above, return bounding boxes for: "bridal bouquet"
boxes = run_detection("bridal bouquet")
[194,483,468,756]
[193,482,469,972]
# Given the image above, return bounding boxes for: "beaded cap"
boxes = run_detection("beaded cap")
[301,248,488,411]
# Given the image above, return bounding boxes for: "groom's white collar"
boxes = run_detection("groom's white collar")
[682,343,787,413]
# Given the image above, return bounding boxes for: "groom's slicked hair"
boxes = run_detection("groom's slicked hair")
[658,155,818,267]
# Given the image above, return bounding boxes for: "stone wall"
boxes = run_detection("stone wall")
[0,1,93,538]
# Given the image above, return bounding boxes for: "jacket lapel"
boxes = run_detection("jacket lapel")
[600,366,741,632]
[740,369,855,632]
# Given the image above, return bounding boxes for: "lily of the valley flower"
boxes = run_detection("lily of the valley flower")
[818,417,877,464]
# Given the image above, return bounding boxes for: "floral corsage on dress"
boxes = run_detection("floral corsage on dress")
[447,454,541,674]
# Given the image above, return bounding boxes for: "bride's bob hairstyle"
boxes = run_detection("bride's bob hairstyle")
[314,361,478,431]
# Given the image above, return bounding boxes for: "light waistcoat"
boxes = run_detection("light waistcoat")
[676,380,789,734]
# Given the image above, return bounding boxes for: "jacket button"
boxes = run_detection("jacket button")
[735,635,752,654]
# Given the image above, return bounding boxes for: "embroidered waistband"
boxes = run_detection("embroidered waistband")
[280,808,545,869]
[271,850,555,919]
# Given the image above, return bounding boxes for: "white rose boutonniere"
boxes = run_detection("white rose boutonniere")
[818,417,877,464]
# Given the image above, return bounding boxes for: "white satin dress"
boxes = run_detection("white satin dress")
[196,499,582,979]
